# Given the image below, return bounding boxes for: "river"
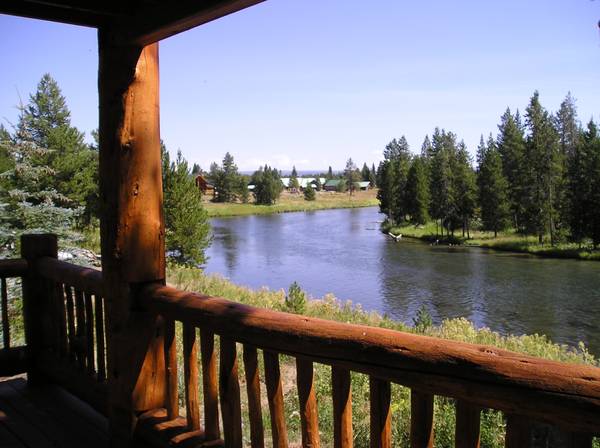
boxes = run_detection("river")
[205,206,600,354]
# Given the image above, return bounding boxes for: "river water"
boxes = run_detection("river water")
[205,207,600,354]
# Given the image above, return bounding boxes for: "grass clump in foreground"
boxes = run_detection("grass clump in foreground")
[204,190,378,218]
[168,265,598,448]
[386,221,600,261]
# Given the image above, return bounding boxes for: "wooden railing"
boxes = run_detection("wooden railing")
[139,284,600,448]
[0,258,29,376]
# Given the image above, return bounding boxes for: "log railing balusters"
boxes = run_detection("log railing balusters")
[243,345,264,448]
[64,285,76,363]
[201,329,220,441]
[55,283,68,358]
[1,277,9,349]
[332,366,352,448]
[94,295,106,382]
[74,289,86,370]
[296,358,320,448]
[370,377,391,448]
[84,292,95,374]
[183,324,200,431]
[264,350,288,448]
[164,319,178,420]
[455,401,480,448]
[410,390,434,448]
[220,337,242,448]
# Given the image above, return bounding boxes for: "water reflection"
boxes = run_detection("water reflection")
[205,207,600,354]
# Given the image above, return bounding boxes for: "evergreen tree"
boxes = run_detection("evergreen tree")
[429,129,456,237]
[343,158,360,195]
[361,163,370,182]
[376,160,394,218]
[420,135,434,159]
[390,136,412,224]
[477,135,510,237]
[405,156,430,225]
[313,176,322,191]
[0,127,78,256]
[289,165,300,190]
[17,74,98,224]
[369,163,377,187]
[191,163,201,175]
[453,141,477,237]
[587,122,600,249]
[251,165,283,205]
[210,152,243,202]
[497,108,527,230]
[162,149,210,265]
[523,91,561,244]
[303,182,316,201]
[326,166,333,180]
[566,121,590,245]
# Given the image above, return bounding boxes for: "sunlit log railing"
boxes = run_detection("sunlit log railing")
[138,284,599,448]
[0,258,29,376]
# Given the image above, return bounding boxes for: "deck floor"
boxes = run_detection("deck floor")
[0,375,108,448]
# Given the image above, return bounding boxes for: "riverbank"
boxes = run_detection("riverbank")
[167,265,597,448]
[204,189,378,217]
[386,221,600,261]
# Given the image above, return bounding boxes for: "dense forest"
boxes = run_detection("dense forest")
[377,91,600,249]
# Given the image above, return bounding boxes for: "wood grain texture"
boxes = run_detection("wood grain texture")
[243,345,264,448]
[200,329,220,440]
[64,285,76,364]
[94,295,106,382]
[332,366,352,448]
[219,337,242,448]
[182,324,200,430]
[163,319,178,420]
[410,391,433,448]
[455,401,480,448]
[84,292,95,375]
[504,414,531,448]
[264,350,288,448]
[141,284,600,433]
[1,277,9,349]
[296,358,320,448]
[369,377,390,448]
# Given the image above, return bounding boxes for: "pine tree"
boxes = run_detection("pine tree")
[303,182,316,201]
[0,127,78,256]
[566,121,590,246]
[313,176,322,191]
[251,165,283,205]
[191,163,201,175]
[17,74,98,224]
[162,149,211,264]
[289,165,300,190]
[361,163,370,182]
[523,91,561,244]
[429,129,456,237]
[210,152,243,202]
[390,136,412,224]
[497,108,527,231]
[326,166,333,180]
[376,160,394,218]
[369,163,377,187]
[344,158,360,195]
[405,156,430,225]
[453,141,477,238]
[588,123,600,249]
[477,135,510,237]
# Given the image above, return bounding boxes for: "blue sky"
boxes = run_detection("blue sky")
[1,0,599,171]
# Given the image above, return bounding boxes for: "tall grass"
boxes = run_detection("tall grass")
[168,266,598,447]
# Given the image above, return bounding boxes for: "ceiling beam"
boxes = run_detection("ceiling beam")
[111,0,266,47]
[0,0,126,28]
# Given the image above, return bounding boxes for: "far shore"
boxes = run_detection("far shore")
[386,221,600,262]
[204,189,378,218]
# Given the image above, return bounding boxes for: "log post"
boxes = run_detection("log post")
[21,233,58,385]
[98,29,166,446]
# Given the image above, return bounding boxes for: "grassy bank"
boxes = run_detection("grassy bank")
[204,189,378,218]
[386,221,600,261]
[167,265,597,448]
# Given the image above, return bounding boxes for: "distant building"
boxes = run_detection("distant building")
[281,177,326,191]
[356,181,370,191]
[323,179,343,191]
[195,174,215,196]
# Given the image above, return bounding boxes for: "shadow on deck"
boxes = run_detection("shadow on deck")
[0,375,108,448]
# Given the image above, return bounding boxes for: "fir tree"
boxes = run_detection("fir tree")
[405,156,430,225]
[251,165,283,205]
[163,149,211,264]
[429,129,456,237]
[497,108,527,231]
[390,136,412,224]
[344,158,360,195]
[210,152,243,202]
[453,141,477,238]
[303,182,316,201]
[369,163,377,187]
[361,163,370,182]
[289,165,300,190]
[326,166,333,180]
[313,176,322,191]
[477,135,510,237]
[191,163,201,175]
[523,91,561,244]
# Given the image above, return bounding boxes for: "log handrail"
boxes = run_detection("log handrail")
[35,257,103,296]
[141,283,600,434]
[0,258,29,277]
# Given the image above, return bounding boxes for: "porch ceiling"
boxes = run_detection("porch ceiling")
[1,0,265,45]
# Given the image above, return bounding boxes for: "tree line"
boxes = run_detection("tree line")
[377,91,600,248]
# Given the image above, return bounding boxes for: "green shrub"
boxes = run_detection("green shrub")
[285,281,307,314]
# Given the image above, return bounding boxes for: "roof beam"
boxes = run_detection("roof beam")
[111,0,266,46]
[0,0,126,28]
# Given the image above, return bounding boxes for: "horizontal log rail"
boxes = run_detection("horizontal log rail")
[140,283,600,447]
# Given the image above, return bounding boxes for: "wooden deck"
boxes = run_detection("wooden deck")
[0,375,108,448]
